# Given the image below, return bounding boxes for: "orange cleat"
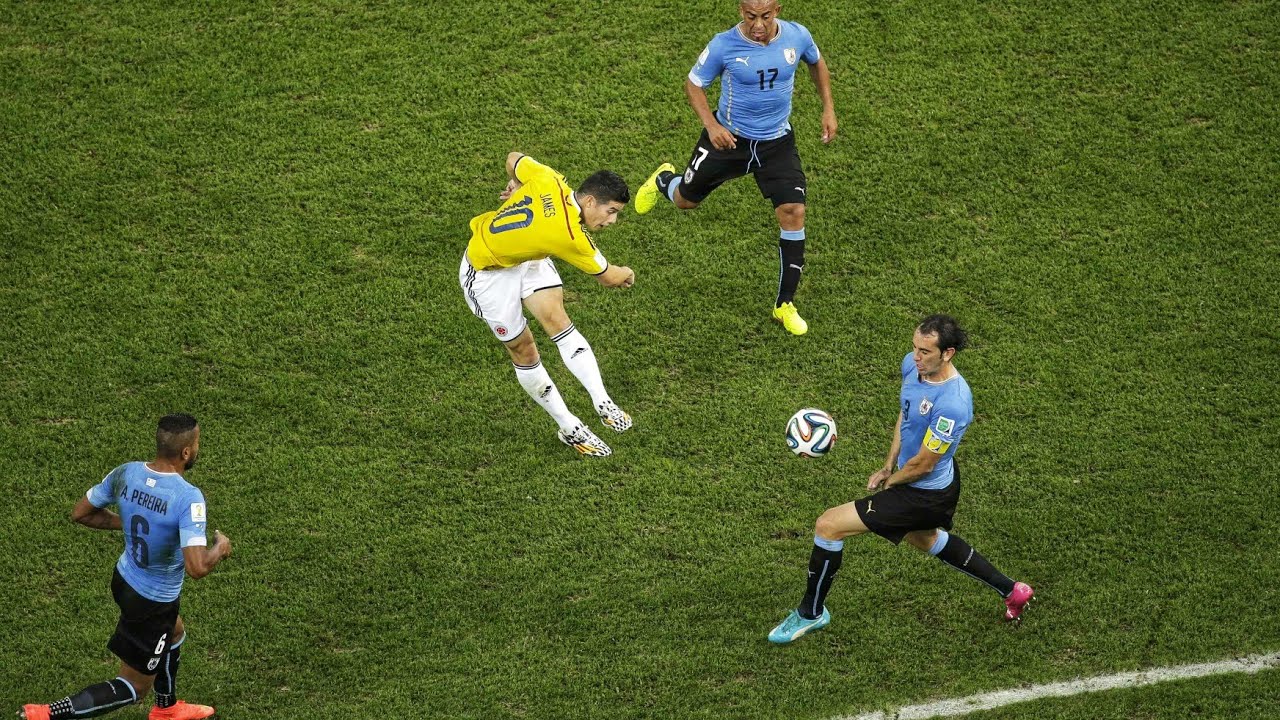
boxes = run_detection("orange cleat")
[19,705,51,720]
[148,701,216,720]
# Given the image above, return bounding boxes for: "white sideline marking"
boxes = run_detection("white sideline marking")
[835,651,1280,720]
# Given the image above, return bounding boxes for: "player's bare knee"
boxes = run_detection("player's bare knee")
[505,333,539,366]
[905,529,938,553]
[776,203,805,228]
[539,311,572,338]
[673,191,699,210]
[119,666,154,698]
[814,511,844,541]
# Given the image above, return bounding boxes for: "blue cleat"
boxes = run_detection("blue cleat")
[768,607,831,644]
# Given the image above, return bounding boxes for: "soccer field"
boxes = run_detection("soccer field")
[2,2,1278,719]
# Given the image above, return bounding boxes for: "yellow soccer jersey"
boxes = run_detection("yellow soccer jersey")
[465,156,609,275]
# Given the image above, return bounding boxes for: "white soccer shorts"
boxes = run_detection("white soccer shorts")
[459,255,563,342]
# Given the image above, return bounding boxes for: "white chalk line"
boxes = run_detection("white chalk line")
[832,651,1280,720]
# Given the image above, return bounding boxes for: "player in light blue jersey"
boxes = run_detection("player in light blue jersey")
[635,0,837,336]
[20,415,232,720]
[769,316,1035,644]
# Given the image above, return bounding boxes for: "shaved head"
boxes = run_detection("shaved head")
[156,413,200,469]
[739,0,781,43]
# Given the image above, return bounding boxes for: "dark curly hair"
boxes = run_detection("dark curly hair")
[578,170,630,205]
[917,314,969,354]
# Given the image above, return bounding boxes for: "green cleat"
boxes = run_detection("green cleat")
[772,302,809,336]
[635,162,677,215]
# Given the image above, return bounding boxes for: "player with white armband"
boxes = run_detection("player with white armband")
[19,414,231,720]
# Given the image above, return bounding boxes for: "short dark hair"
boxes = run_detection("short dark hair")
[578,170,629,205]
[157,413,198,458]
[917,314,969,354]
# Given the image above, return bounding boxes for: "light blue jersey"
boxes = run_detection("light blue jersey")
[898,353,973,490]
[688,20,821,141]
[87,462,208,603]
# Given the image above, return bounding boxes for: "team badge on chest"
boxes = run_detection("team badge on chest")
[919,398,933,415]
[784,48,797,65]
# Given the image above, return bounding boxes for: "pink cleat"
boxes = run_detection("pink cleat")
[1004,582,1035,621]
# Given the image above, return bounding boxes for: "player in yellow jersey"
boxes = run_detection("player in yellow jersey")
[460,152,636,457]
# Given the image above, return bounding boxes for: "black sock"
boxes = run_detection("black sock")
[776,238,806,306]
[798,541,843,620]
[153,640,183,709]
[935,533,1015,597]
[655,170,677,199]
[48,678,136,719]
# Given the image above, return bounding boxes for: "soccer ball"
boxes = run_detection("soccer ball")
[785,408,837,457]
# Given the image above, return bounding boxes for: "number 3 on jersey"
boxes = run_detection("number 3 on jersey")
[490,196,534,234]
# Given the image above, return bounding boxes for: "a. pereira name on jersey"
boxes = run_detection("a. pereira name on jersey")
[119,485,170,514]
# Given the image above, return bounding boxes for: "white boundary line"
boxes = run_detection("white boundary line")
[833,651,1280,720]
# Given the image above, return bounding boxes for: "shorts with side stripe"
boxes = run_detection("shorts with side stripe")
[459,254,562,342]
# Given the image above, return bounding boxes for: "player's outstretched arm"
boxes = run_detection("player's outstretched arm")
[596,264,635,288]
[183,530,232,579]
[807,58,838,143]
[71,495,121,531]
[684,79,736,150]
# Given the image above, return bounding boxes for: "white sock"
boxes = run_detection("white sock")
[512,361,579,431]
[551,325,610,407]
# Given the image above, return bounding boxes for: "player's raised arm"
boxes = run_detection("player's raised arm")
[505,151,526,180]
[74,466,125,530]
[807,57,838,143]
[684,79,736,150]
[183,530,231,579]
[71,494,122,531]
[500,152,526,200]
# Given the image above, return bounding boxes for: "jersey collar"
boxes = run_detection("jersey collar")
[143,462,183,475]
[567,189,585,226]
[918,370,960,386]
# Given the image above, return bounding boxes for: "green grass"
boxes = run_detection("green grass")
[2,1,1278,718]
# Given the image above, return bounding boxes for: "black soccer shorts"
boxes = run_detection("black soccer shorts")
[107,567,180,675]
[854,465,962,544]
[679,125,807,208]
